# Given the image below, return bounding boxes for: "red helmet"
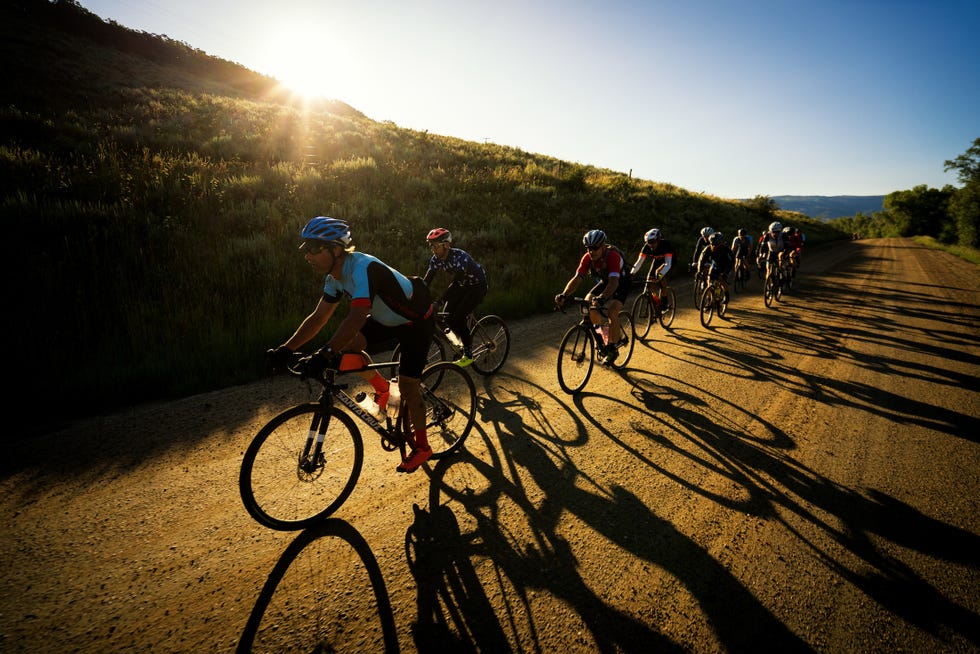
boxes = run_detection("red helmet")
[426,227,452,243]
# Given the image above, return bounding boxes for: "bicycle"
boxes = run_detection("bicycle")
[631,277,676,338]
[699,271,730,327]
[393,305,510,375]
[240,352,476,530]
[555,297,635,394]
[763,260,785,307]
[733,255,751,293]
[691,264,709,309]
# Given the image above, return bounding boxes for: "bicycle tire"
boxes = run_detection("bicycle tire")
[775,272,784,301]
[764,276,775,307]
[719,288,729,318]
[658,288,677,328]
[240,404,363,530]
[557,324,595,394]
[700,286,716,327]
[693,274,707,309]
[656,288,676,328]
[631,293,654,339]
[612,310,635,370]
[469,315,510,375]
[420,361,476,459]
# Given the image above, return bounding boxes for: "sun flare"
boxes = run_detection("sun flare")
[258,23,346,100]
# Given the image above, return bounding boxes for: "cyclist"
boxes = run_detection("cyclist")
[730,228,753,281]
[555,229,632,365]
[692,226,714,271]
[630,227,675,313]
[267,216,436,473]
[786,226,804,268]
[696,232,734,300]
[422,227,488,367]
[759,221,790,287]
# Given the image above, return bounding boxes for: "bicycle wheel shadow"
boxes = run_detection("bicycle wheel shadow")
[237,519,399,653]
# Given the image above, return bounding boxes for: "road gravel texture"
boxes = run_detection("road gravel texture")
[2,238,979,653]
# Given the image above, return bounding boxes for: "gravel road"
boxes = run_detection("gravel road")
[2,237,978,653]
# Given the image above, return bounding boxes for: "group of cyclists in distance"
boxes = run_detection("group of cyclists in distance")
[265,215,805,472]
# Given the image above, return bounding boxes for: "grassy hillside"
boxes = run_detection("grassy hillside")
[2,0,845,427]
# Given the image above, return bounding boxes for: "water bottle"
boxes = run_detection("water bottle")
[445,327,463,350]
[353,391,382,419]
[386,382,401,419]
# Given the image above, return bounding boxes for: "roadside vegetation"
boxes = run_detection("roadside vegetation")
[7,0,973,426]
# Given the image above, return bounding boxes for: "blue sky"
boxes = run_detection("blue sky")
[78,0,979,199]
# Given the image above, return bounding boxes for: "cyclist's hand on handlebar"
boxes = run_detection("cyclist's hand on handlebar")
[589,296,605,309]
[554,293,566,308]
[296,348,341,380]
[266,345,293,373]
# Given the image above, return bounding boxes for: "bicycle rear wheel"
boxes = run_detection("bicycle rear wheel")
[557,324,595,394]
[631,293,654,339]
[469,315,510,375]
[658,288,677,328]
[240,404,363,530]
[612,310,635,370]
[420,362,476,459]
[700,287,715,327]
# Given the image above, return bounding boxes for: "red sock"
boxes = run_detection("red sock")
[369,373,389,394]
[413,429,429,450]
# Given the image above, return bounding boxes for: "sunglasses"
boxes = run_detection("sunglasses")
[302,240,330,255]
[586,245,602,251]
[428,242,448,250]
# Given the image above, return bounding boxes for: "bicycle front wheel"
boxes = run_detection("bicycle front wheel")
[612,310,635,370]
[631,293,654,339]
[469,315,510,375]
[693,275,707,309]
[557,324,595,394]
[700,287,715,327]
[658,288,677,328]
[764,276,775,307]
[420,362,476,459]
[240,404,363,530]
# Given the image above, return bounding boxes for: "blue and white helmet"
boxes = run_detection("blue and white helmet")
[768,221,783,232]
[644,228,661,243]
[583,229,606,248]
[301,216,351,248]
[700,226,714,238]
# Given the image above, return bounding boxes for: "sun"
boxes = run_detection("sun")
[256,24,344,100]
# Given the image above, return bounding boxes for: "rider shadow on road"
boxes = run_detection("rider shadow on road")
[406,372,812,653]
[237,518,398,654]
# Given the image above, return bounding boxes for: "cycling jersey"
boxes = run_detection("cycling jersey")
[692,236,711,265]
[577,245,629,284]
[731,236,752,258]
[423,248,487,288]
[576,245,631,302]
[322,252,431,326]
[698,245,734,277]
[631,239,676,277]
[759,231,789,263]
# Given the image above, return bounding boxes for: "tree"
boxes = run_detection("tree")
[944,137,980,247]
[944,137,980,185]
[882,185,952,239]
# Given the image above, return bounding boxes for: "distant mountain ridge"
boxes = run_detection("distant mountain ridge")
[769,195,885,219]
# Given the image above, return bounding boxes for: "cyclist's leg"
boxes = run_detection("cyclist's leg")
[392,318,436,471]
[448,284,486,357]
[608,278,631,345]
